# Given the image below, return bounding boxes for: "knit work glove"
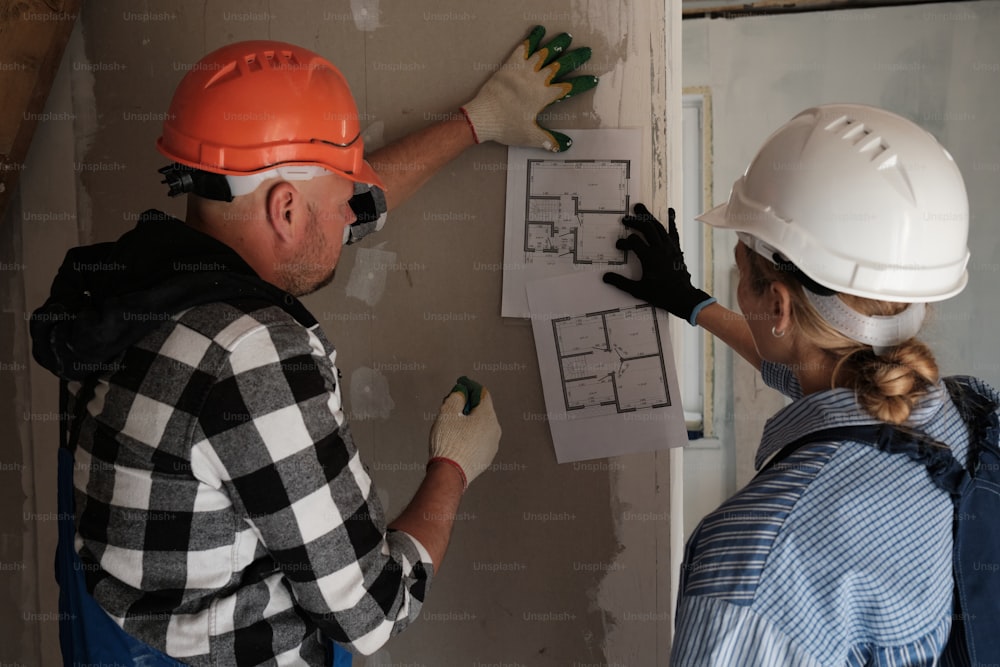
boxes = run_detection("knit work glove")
[429,377,501,491]
[460,25,599,152]
[603,203,716,325]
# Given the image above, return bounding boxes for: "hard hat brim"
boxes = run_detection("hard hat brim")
[354,159,386,192]
[695,202,729,228]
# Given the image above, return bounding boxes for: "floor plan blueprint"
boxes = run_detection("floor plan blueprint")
[502,129,642,318]
[553,305,670,414]
[527,271,688,464]
[524,159,630,264]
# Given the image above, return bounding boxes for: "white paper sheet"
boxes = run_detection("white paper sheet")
[526,270,689,463]
[502,129,643,318]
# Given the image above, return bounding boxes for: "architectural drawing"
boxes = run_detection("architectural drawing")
[523,159,630,264]
[552,304,671,414]
[527,270,687,463]
[503,129,641,319]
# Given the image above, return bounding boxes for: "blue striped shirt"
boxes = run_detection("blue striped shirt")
[672,361,980,666]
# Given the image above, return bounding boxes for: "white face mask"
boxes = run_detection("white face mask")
[802,289,926,355]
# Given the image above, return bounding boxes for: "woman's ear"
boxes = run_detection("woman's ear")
[769,281,795,336]
[265,181,298,244]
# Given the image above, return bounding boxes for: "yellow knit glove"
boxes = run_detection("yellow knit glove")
[460,25,599,152]
[429,378,501,491]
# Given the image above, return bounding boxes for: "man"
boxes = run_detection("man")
[30,28,597,666]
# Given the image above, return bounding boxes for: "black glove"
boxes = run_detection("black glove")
[603,203,715,325]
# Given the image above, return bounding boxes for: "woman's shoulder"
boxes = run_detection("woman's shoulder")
[680,442,839,604]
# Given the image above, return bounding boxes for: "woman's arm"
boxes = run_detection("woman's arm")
[695,302,762,371]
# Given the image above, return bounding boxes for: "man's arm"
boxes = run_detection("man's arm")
[366,116,475,213]
[389,383,501,568]
[388,460,465,568]
[365,26,598,213]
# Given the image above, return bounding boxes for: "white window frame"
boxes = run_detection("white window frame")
[680,89,716,441]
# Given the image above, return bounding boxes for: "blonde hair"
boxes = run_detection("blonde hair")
[745,249,938,424]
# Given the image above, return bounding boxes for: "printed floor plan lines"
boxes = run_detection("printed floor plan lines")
[524,159,630,264]
[552,304,671,414]
[503,129,642,319]
[527,268,687,462]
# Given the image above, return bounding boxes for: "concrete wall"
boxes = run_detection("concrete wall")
[2,1,678,665]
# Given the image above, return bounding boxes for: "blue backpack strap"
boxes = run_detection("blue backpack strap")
[941,377,1000,665]
[57,378,185,667]
[759,421,965,494]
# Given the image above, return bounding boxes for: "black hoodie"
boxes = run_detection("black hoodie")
[30,209,316,382]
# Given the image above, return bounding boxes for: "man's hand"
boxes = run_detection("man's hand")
[603,203,716,325]
[460,25,599,152]
[428,378,501,490]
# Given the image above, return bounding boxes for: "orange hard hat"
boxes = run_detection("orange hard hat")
[157,40,383,189]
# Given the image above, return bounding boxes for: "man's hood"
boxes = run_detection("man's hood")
[30,209,315,381]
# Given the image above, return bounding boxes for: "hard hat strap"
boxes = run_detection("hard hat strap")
[159,164,234,201]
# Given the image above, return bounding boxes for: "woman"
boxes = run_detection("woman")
[605,104,993,665]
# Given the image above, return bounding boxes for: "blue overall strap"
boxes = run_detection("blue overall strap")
[330,641,353,667]
[942,377,1000,666]
[759,422,966,493]
[56,379,185,666]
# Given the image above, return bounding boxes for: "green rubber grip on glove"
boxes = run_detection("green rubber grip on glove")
[450,376,483,415]
[461,25,599,153]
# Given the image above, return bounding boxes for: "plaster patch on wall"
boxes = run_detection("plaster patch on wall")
[596,464,669,663]
[68,23,98,241]
[362,120,386,153]
[569,0,630,130]
[345,246,396,306]
[572,0,627,50]
[350,0,381,32]
[591,62,625,123]
[350,366,395,420]
[69,26,98,169]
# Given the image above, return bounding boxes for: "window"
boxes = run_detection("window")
[681,90,715,439]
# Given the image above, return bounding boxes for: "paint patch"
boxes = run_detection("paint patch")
[350,367,395,420]
[362,120,386,153]
[350,0,380,31]
[345,246,396,306]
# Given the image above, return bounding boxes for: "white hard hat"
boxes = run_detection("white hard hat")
[698,104,970,302]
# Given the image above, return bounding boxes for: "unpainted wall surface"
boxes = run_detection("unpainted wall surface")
[4,1,675,665]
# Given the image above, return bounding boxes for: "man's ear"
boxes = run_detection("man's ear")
[769,281,795,334]
[265,181,299,244]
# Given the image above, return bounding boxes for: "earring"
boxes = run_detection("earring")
[771,326,785,338]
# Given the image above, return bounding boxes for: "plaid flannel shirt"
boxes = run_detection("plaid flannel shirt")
[70,297,433,666]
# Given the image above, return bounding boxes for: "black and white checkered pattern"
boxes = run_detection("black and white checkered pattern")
[70,297,433,666]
